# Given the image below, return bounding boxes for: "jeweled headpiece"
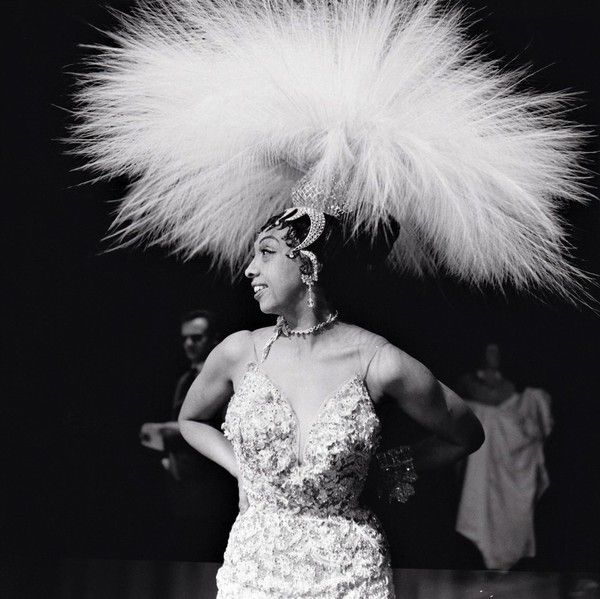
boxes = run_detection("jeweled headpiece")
[71,0,591,300]
[290,175,346,220]
[274,175,343,307]
[280,174,346,255]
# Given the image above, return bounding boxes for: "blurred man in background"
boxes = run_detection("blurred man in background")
[140,309,237,560]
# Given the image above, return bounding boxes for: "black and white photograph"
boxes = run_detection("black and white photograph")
[4,0,600,597]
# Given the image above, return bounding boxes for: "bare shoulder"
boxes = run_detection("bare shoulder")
[376,342,423,371]
[221,325,280,378]
[371,342,438,400]
[337,321,388,351]
[335,322,418,375]
[208,329,255,374]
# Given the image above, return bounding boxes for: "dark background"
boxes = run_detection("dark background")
[3,0,599,574]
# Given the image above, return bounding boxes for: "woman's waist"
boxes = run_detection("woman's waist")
[242,475,367,515]
[245,500,373,522]
[233,503,386,546]
[228,504,389,566]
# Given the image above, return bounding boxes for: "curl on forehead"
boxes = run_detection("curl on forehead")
[258,210,312,250]
[260,210,307,233]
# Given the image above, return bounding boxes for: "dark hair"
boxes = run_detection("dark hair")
[180,309,218,336]
[260,209,400,305]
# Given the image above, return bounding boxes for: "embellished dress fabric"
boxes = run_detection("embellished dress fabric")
[217,357,395,598]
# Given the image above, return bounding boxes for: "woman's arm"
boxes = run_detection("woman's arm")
[370,344,484,472]
[178,330,252,479]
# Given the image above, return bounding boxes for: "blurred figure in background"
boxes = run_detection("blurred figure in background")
[140,310,237,560]
[456,343,553,570]
[141,310,219,477]
[456,343,516,407]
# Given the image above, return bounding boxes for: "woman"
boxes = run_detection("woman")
[178,207,484,597]
[71,0,590,595]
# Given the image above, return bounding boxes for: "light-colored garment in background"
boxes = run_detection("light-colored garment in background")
[456,388,553,569]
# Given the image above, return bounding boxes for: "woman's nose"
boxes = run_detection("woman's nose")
[244,256,258,279]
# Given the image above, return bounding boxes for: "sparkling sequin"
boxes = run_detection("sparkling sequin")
[217,362,395,598]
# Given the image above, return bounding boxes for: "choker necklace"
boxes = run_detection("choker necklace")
[261,311,339,362]
[280,311,339,337]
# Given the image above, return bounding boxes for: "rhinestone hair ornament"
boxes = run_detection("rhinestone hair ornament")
[277,174,347,302]
[282,174,347,252]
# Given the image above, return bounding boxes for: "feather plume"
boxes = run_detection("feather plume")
[71,0,591,295]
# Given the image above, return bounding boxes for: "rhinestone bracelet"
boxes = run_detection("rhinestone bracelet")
[375,445,418,504]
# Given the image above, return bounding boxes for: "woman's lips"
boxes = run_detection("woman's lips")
[253,285,267,299]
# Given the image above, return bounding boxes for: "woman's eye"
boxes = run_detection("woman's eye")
[259,248,274,256]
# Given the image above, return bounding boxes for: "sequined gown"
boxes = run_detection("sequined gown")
[217,340,395,598]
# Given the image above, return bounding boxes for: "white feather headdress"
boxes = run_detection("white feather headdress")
[72,0,590,295]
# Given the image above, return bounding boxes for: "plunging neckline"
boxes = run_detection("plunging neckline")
[244,361,369,466]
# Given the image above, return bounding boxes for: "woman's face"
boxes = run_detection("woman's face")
[244,226,306,315]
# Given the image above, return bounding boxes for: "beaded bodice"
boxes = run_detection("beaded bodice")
[222,362,381,516]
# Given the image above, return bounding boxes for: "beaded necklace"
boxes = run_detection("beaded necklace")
[261,311,339,362]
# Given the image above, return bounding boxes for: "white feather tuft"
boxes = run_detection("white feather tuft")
[71,0,591,295]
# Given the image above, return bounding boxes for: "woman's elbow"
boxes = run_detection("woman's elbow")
[178,414,195,440]
[178,410,212,436]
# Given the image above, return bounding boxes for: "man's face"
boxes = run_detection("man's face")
[181,317,213,364]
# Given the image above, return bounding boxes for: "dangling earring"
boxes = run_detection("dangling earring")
[301,273,316,308]
[287,246,320,309]
[299,249,320,309]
